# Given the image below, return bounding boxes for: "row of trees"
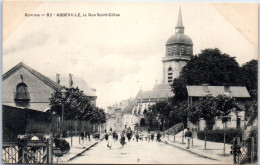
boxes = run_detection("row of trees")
[49,87,106,133]
[145,48,257,150]
[146,95,238,131]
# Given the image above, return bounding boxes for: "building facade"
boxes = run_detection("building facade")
[2,62,97,112]
[2,62,97,137]
[186,85,251,131]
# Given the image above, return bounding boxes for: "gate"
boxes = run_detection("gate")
[2,139,53,164]
[233,137,256,164]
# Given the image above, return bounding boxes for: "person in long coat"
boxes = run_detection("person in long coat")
[119,132,126,147]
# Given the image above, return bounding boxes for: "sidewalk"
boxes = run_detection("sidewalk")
[53,135,103,162]
[163,131,233,164]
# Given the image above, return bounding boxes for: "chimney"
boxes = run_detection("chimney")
[56,74,60,84]
[224,85,230,94]
[202,84,209,94]
[69,74,73,87]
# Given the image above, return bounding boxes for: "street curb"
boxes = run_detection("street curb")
[162,140,219,161]
[68,137,104,161]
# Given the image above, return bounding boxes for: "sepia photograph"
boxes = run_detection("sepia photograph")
[2,1,258,164]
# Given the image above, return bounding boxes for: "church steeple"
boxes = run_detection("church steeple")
[175,7,184,34]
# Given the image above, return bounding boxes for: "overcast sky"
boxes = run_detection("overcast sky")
[3,1,258,109]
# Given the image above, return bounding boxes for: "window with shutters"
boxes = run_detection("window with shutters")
[180,46,185,55]
[187,47,191,55]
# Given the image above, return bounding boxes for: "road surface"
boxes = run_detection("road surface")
[69,138,220,164]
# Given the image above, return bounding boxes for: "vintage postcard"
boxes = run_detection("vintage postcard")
[2,1,258,164]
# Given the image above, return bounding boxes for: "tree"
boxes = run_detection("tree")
[49,87,94,120]
[149,101,171,131]
[90,107,106,125]
[171,77,188,101]
[188,104,201,126]
[197,96,217,149]
[182,48,242,86]
[145,110,159,130]
[198,96,217,130]
[241,59,258,93]
[171,48,243,101]
[215,95,237,155]
[90,107,106,134]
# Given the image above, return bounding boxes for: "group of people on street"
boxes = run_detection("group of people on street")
[80,128,92,148]
[104,125,164,149]
[134,131,162,142]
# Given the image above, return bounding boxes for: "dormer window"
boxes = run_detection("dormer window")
[14,83,30,101]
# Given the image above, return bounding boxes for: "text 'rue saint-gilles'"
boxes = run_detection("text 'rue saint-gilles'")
[25,12,120,17]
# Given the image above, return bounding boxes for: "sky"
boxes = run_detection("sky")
[2,1,258,109]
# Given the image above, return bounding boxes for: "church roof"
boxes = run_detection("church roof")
[136,83,174,100]
[122,101,134,114]
[176,7,183,28]
[3,62,62,91]
[166,33,193,45]
[186,85,250,98]
[166,7,193,45]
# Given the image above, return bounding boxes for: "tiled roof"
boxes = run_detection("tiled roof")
[3,62,62,91]
[186,85,250,98]
[136,83,174,99]
[122,101,134,114]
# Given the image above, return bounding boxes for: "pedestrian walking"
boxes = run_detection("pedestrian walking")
[105,133,109,141]
[151,133,154,141]
[156,132,161,142]
[112,131,118,142]
[135,131,139,142]
[107,130,113,149]
[139,131,143,141]
[87,131,91,141]
[119,132,126,147]
[147,132,151,142]
[80,129,86,148]
[185,128,192,149]
[126,128,132,142]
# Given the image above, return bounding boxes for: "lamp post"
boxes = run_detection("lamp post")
[61,87,67,137]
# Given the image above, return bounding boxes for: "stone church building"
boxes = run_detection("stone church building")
[132,8,193,127]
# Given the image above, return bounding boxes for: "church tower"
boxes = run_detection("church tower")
[162,8,193,84]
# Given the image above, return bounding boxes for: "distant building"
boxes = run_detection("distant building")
[2,62,97,111]
[105,98,135,132]
[186,85,250,131]
[2,62,97,138]
[132,8,193,126]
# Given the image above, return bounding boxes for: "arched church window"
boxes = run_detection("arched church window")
[168,67,173,83]
[15,83,30,100]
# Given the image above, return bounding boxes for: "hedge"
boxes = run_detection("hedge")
[197,129,242,144]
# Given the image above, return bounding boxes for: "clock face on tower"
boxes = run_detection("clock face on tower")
[176,29,180,33]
